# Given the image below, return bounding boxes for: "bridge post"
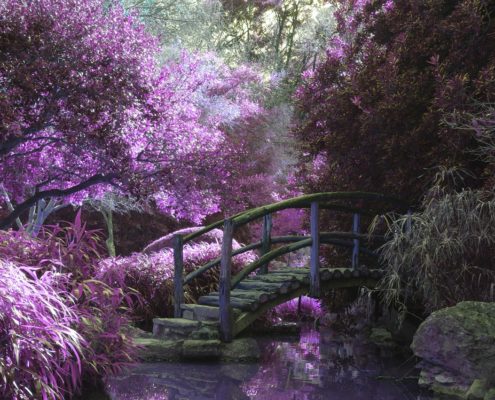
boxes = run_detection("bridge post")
[309,201,320,297]
[173,235,184,318]
[352,213,361,269]
[406,209,412,233]
[258,213,272,275]
[219,219,234,342]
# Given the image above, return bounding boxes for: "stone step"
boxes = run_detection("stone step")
[180,304,242,322]
[209,289,276,304]
[153,317,221,341]
[189,321,220,340]
[198,295,259,312]
[181,304,219,321]
[153,318,201,339]
[182,339,222,359]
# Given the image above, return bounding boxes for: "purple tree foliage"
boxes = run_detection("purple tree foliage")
[0,0,263,228]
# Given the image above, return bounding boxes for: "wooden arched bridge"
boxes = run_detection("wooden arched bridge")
[154,192,411,343]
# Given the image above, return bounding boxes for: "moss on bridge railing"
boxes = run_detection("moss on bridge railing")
[182,232,384,286]
[230,191,409,227]
[182,191,409,244]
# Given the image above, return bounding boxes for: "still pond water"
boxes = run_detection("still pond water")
[93,324,432,400]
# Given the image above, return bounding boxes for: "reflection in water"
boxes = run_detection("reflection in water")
[104,326,430,400]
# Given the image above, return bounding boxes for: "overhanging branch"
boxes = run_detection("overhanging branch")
[0,173,117,230]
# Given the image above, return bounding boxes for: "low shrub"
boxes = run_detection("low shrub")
[266,296,324,323]
[0,210,105,278]
[0,213,139,397]
[97,240,257,321]
[0,261,85,400]
[71,279,139,382]
[378,104,495,316]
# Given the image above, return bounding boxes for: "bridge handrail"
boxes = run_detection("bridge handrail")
[230,191,408,228]
[181,191,409,244]
[230,236,381,289]
[182,232,385,285]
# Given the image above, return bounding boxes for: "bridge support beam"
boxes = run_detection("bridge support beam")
[258,213,272,275]
[309,201,320,297]
[173,235,184,318]
[406,209,412,233]
[352,213,361,269]
[219,219,234,342]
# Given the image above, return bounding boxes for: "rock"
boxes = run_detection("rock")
[412,301,495,399]
[189,323,220,340]
[467,379,488,400]
[368,328,392,345]
[134,337,183,362]
[181,304,241,322]
[220,338,261,362]
[485,388,495,400]
[153,318,200,339]
[182,339,221,359]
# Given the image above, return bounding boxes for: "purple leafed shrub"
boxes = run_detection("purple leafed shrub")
[0,210,105,278]
[266,296,324,323]
[71,279,140,382]
[0,214,139,397]
[0,260,85,400]
[97,240,257,320]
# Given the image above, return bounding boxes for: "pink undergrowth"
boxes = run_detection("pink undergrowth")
[0,261,84,400]
[0,215,139,399]
[268,296,324,323]
[142,226,223,254]
[97,240,257,321]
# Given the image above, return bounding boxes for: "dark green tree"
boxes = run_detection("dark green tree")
[294,0,495,203]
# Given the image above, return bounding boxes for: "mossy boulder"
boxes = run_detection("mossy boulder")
[411,301,495,399]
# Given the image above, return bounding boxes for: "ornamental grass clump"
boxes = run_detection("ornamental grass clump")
[378,190,495,315]
[0,260,85,400]
[0,214,140,396]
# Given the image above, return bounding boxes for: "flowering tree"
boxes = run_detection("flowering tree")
[294,0,495,203]
[0,0,264,230]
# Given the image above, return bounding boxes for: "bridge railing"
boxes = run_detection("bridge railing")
[172,191,411,341]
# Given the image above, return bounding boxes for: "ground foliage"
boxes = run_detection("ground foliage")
[0,260,84,400]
